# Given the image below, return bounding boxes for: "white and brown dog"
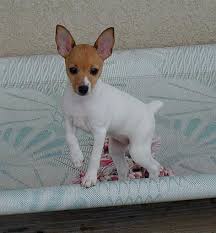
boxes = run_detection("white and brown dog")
[55,25,163,187]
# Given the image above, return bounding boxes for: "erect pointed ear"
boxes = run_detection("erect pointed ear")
[94,27,115,60]
[55,25,76,57]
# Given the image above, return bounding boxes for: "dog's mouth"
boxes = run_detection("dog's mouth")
[77,92,89,96]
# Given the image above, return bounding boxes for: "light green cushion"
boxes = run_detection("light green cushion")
[0,44,216,214]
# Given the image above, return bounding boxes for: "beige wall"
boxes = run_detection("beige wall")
[0,0,216,57]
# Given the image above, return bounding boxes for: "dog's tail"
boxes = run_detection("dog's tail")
[148,100,163,114]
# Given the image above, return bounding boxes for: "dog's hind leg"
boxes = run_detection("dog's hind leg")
[129,138,161,179]
[109,137,129,180]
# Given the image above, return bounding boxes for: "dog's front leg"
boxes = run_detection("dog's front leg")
[82,128,106,187]
[65,116,84,167]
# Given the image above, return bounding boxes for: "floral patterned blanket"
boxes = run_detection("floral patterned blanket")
[72,137,174,184]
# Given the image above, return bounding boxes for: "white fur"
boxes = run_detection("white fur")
[83,77,91,93]
[63,80,163,187]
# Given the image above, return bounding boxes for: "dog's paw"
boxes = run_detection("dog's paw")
[71,154,84,168]
[81,173,97,188]
[149,170,160,179]
[148,163,161,179]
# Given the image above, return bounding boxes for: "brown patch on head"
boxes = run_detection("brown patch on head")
[65,44,103,93]
[55,25,115,95]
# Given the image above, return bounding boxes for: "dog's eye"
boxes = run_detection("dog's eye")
[90,67,98,75]
[69,67,78,75]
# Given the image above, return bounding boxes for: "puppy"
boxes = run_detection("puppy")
[55,25,163,187]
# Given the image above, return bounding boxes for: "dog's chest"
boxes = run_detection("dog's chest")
[63,84,109,131]
[72,116,90,132]
[70,102,108,133]
[68,100,106,132]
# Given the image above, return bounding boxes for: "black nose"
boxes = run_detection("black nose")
[78,85,89,95]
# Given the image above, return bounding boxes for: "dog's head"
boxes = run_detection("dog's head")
[55,25,115,96]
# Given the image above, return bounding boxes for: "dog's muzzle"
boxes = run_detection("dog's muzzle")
[78,85,89,96]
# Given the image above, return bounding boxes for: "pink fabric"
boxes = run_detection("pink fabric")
[72,137,174,184]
